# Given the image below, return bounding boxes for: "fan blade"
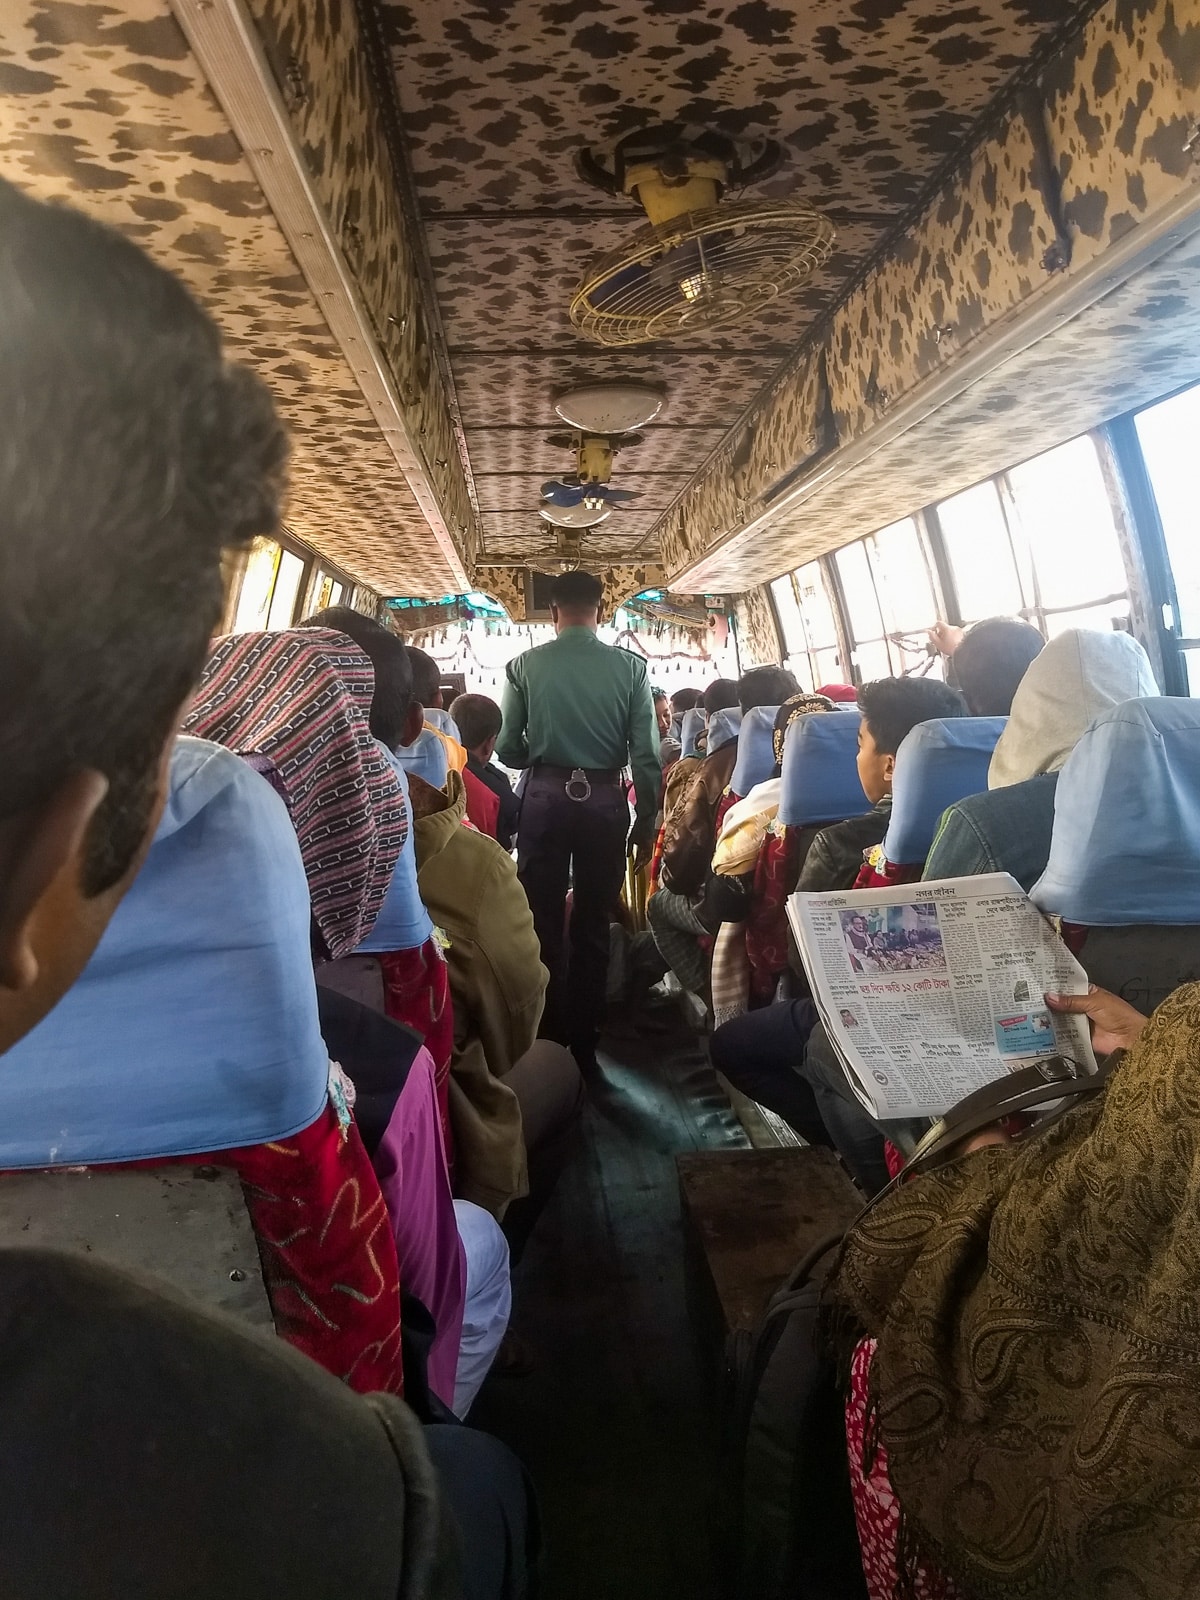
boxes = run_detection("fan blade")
[539,480,587,507]
[596,486,640,504]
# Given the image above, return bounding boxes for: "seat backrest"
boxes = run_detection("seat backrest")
[0,737,331,1168]
[778,711,864,827]
[883,716,1007,867]
[680,707,706,759]
[730,706,781,797]
[391,725,450,788]
[1032,697,1200,924]
[707,706,742,755]
[425,706,461,743]
[355,749,434,955]
[0,1167,273,1327]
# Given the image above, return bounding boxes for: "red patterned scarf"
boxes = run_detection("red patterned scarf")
[185,629,407,959]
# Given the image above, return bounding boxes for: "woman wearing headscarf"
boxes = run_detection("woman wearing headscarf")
[829,980,1200,1599]
[924,628,1159,889]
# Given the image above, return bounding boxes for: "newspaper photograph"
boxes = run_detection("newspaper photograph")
[787,872,1097,1120]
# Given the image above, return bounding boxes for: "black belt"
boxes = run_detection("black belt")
[530,763,623,800]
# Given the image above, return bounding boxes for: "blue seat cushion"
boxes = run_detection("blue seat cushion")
[730,705,780,796]
[778,711,865,827]
[706,706,742,755]
[883,716,1007,866]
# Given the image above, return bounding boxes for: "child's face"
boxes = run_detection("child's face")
[856,717,895,805]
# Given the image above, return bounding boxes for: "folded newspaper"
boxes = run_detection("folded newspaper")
[787,873,1097,1120]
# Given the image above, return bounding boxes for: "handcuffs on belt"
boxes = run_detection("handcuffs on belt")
[565,767,592,802]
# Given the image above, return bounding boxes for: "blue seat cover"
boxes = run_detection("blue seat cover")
[679,707,705,760]
[706,706,742,755]
[778,711,864,826]
[883,717,1007,866]
[0,738,331,1168]
[391,725,450,788]
[1031,697,1200,924]
[730,706,780,796]
[357,746,434,953]
[424,707,461,743]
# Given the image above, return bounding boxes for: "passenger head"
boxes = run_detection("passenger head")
[652,688,672,739]
[703,678,739,715]
[549,569,603,632]
[299,606,417,751]
[989,627,1159,788]
[0,181,287,1053]
[671,687,703,715]
[450,694,503,761]
[772,693,835,770]
[406,647,444,711]
[856,677,969,805]
[948,617,1044,716]
[737,665,800,715]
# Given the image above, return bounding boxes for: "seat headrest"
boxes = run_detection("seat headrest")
[355,747,434,955]
[778,711,865,826]
[883,717,1007,866]
[424,707,461,743]
[0,738,331,1169]
[706,706,742,754]
[730,706,780,795]
[391,726,450,789]
[680,707,705,760]
[1031,697,1200,924]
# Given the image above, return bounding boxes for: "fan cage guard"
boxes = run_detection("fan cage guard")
[570,197,836,348]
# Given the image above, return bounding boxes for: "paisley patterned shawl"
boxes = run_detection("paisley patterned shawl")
[185,629,407,960]
[829,981,1200,1599]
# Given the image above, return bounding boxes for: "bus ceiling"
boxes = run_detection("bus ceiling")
[2,0,1198,612]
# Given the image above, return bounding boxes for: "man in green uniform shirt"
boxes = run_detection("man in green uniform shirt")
[497,570,660,1072]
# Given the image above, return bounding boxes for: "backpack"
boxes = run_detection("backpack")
[719,1232,867,1600]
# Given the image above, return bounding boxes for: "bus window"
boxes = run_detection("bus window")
[834,541,891,682]
[232,538,283,632]
[793,561,844,688]
[1136,383,1200,690]
[769,574,808,675]
[266,548,307,631]
[937,480,1025,623]
[1005,436,1131,638]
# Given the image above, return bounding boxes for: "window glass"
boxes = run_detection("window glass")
[1006,436,1127,609]
[869,518,938,634]
[794,561,840,652]
[233,538,281,632]
[311,570,336,613]
[1183,649,1200,696]
[329,580,347,607]
[1043,602,1132,639]
[937,481,1024,622]
[266,548,306,630]
[1136,383,1200,638]
[851,639,892,684]
[770,575,807,657]
[835,542,884,641]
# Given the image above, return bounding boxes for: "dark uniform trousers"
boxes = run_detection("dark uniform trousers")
[517,768,628,1066]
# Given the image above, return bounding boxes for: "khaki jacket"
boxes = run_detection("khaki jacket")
[410,772,546,1216]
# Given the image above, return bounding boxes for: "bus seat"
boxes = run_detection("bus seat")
[392,725,450,788]
[0,737,329,1167]
[0,1167,272,1328]
[1031,698,1200,1012]
[706,706,742,754]
[730,706,780,798]
[778,710,863,828]
[424,706,462,743]
[680,707,705,759]
[883,716,1007,870]
[317,954,387,1012]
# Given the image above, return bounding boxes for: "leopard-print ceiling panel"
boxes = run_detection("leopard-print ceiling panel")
[0,0,466,596]
[696,222,1200,590]
[474,563,666,623]
[733,586,783,669]
[662,0,1200,589]
[241,0,475,568]
[375,0,1089,571]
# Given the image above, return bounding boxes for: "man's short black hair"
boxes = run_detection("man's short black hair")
[449,693,502,752]
[550,569,603,613]
[299,606,413,750]
[737,665,800,714]
[949,617,1044,716]
[0,180,288,894]
[405,646,443,708]
[703,678,739,715]
[857,676,968,755]
[671,688,703,713]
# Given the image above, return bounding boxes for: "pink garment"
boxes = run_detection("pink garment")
[372,1044,466,1409]
[845,1338,960,1600]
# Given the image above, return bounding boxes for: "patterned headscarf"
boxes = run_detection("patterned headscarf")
[772,693,835,768]
[184,628,407,960]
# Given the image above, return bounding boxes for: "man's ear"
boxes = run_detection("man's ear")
[0,770,109,991]
[398,701,425,750]
[482,734,498,763]
[882,752,897,790]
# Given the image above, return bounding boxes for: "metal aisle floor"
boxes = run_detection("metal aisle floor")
[470,1013,749,1599]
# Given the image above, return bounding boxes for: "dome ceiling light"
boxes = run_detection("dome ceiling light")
[553,382,665,435]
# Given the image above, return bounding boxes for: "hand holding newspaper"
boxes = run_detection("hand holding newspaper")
[787,873,1097,1121]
